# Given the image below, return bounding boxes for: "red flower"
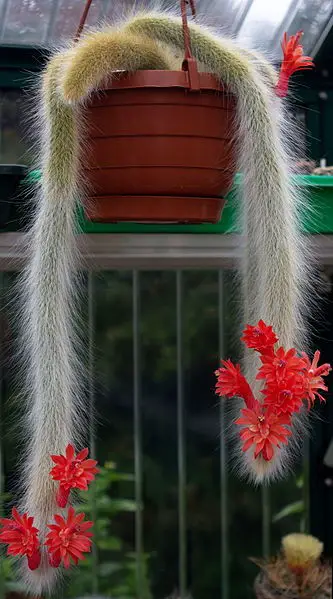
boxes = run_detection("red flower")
[235,407,292,461]
[257,347,307,383]
[262,376,304,415]
[258,347,331,413]
[275,31,314,98]
[50,444,99,508]
[215,359,256,409]
[0,508,40,570]
[241,320,278,355]
[301,350,331,407]
[45,507,93,569]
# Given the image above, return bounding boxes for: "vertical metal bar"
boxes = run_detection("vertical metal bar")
[0,0,10,39]
[44,0,61,43]
[232,0,255,34]
[99,0,111,19]
[262,486,271,559]
[269,0,303,56]
[0,96,3,160]
[218,270,229,599]
[133,270,144,595]
[176,270,187,599]
[310,7,333,57]
[0,272,5,599]
[88,271,98,594]
[302,439,310,533]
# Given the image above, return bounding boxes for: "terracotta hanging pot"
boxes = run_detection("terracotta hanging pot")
[80,0,237,223]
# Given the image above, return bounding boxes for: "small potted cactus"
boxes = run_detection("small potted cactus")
[253,533,331,599]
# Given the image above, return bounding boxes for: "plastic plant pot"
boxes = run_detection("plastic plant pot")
[77,0,238,224]
[84,70,237,224]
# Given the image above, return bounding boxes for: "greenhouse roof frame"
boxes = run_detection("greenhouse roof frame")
[0,0,332,60]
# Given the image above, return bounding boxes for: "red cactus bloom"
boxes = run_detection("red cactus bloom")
[50,444,99,508]
[262,375,304,415]
[241,320,278,355]
[216,320,331,463]
[301,350,331,407]
[257,347,307,383]
[275,31,314,98]
[235,407,292,461]
[0,508,40,570]
[215,359,256,409]
[46,507,93,569]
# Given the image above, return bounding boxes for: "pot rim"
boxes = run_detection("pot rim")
[100,69,233,95]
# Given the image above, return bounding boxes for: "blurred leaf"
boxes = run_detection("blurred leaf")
[4,581,27,592]
[98,536,122,551]
[0,493,12,503]
[109,499,136,512]
[272,500,305,522]
[99,561,124,576]
[296,475,304,489]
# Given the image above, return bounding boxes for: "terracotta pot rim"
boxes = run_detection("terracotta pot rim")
[101,69,233,95]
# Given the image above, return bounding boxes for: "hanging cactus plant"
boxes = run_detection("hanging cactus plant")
[6,0,319,593]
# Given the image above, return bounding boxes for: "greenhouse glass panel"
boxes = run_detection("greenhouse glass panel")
[236,0,295,48]
[0,0,54,43]
[0,0,332,59]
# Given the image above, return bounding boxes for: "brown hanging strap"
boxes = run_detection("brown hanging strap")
[180,0,199,91]
[181,0,196,59]
[74,0,93,42]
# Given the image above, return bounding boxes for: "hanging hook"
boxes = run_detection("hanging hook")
[180,0,199,91]
[181,0,196,59]
[74,0,93,42]
[187,0,196,17]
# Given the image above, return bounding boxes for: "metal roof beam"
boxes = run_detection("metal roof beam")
[232,0,255,35]
[44,0,61,44]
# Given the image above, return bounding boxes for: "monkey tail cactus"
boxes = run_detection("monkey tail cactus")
[17,6,315,593]
[17,54,83,593]
[17,31,177,594]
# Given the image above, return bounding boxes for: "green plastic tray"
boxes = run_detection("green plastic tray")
[25,171,333,235]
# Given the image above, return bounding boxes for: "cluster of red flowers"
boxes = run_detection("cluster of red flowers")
[215,320,331,462]
[275,31,314,98]
[0,445,98,571]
